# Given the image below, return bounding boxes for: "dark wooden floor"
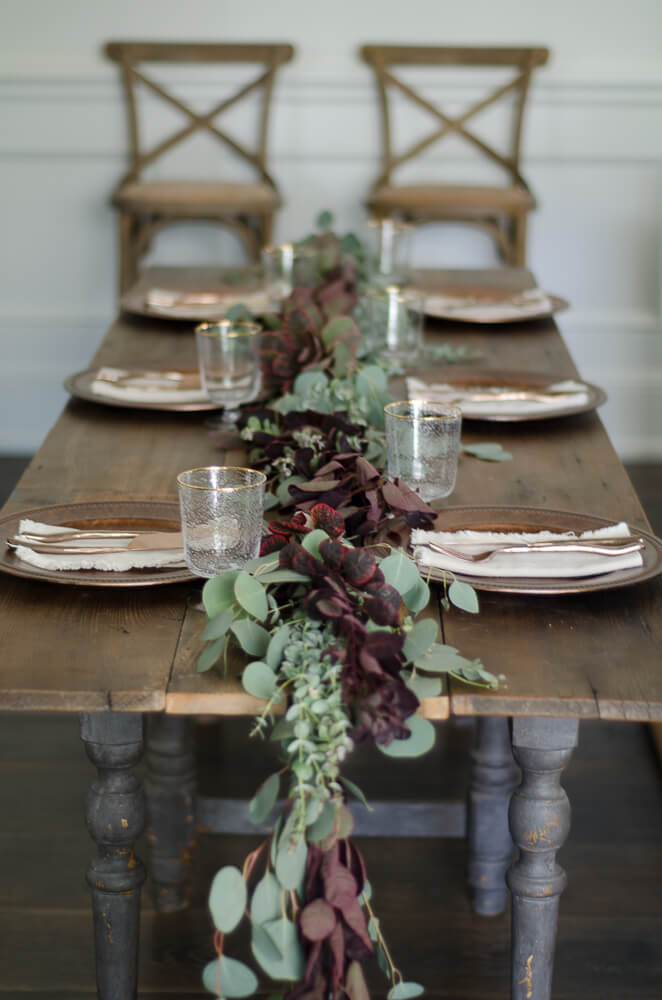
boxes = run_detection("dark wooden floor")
[1,458,661,999]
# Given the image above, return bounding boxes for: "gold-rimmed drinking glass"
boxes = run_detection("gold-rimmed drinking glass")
[365,285,425,365]
[261,243,320,309]
[367,218,413,287]
[384,400,462,501]
[176,466,267,578]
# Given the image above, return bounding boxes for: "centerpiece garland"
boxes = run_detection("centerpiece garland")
[198,218,503,999]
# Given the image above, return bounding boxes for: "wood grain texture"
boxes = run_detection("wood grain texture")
[1,267,661,722]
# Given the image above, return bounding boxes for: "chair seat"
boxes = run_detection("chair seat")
[368,183,535,217]
[114,180,280,216]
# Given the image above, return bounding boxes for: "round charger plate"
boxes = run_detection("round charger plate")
[405,367,606,422]
[64,368,220,413]
[410,286,568,324]
[0,500,196,588]
[380,505,662,595]
[120,284,270,322]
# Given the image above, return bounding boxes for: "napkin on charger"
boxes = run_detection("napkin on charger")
[90,367,209,404]
[418,287,553,322]
[407,376,590,417]
[145,286,273,316]
[11,519,186,572]
[411,522,643,579]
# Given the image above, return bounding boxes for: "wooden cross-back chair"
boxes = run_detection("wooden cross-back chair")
[360,45,549,266]
[105,41,295,293]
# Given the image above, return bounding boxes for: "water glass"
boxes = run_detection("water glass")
[195,320,262,425]
[261,243,319,308]
[367,218,413,286]
[177,466,267,578]
[366,285,424,364]
[384,400,462,501]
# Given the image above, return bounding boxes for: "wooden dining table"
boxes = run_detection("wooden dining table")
[1,265,661,1000]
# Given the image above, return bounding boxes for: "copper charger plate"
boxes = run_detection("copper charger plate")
[65,369,220,413]
[120,284,269,322]
[0,500,196,588]
[414,286,568,324]
[405,367,606,422]
[380,505,662,595]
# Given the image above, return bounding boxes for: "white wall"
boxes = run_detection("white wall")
[1,0,661,457]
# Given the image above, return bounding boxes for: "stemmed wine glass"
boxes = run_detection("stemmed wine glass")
[195,320,262,433]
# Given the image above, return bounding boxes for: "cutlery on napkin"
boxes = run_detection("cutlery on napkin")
[406,377,590,416]
[410,522,645,579]
[144,286,272,315]
[90,367,209,404]
[7,519,186,572]
[413,287,553,322]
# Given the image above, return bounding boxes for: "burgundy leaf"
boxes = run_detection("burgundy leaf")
[310,503,345,538]
[341,549,378,587]
[300,899,337,942]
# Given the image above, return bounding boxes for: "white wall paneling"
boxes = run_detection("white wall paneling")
[1,56,661,456]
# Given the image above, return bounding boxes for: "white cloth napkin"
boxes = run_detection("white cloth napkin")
[407,376,590,417]
[90,368,209,404]
[11,519,186,572]
[417,287,553,322]
[145,286,272,317]
[411,522,643,579]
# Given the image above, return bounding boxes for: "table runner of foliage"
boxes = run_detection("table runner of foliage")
[198,218,502,1000]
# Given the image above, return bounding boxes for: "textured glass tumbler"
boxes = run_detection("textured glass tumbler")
[384,401,462,501]
[366,286,424,364]
[367,218,413,286]
[195,320,262,428]
[177,466,267,578]
[261,243,319,308]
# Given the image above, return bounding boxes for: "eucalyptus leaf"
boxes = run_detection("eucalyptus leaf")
[414,642,472,674]
[379,550,422,598]
[234,572,269,622]
[250,871,282,924]
[377,716,436,759]
[202,955,258,998]
[263,491,280,511]
[231,619,271,656]
[403,670,443,699]
[208,866,247,933]
[258,569,310,584]
[275,828,308,892]
[402,617,438,661]
[462,441,512,462]
[340,776,374,812]
[368,916,380,942]
[266,626,291,670]
[293,370,328,396]
[306,800,338,843]
[200,606,234,642]
[448,580,480,614]
[202,571,239,617]
[251,923,282,964]
[401,576,431,614]
[242,661,277,700]
[248,772,280,825]
[252,917,305,980]
[276,475,305,505]
[301,528,329,559]
[270,717,296,741]
[197,638,226,674]
[388,983,425,1000]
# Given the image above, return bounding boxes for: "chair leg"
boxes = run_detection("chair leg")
[117,212,138,296]
[511,212,528,268]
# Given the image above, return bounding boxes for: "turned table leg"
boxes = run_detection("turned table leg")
[144,714,196,911]
[467,715,520,915]
[81,712,146,1000]
[507,717,579,1000]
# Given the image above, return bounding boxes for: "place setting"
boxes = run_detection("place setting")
[405,368,607,421]
[379,397,662,595]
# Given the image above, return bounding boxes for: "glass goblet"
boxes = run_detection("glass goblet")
[195,320,262,432]
[384,400,462,502]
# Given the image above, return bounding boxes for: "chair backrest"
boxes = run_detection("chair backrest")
[105,41,295,189]
[360,45,549,190]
